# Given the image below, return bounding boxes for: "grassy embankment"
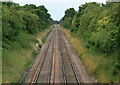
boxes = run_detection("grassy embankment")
[62,28,119,83]
[2,28,51,83]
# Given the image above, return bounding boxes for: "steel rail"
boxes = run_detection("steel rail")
[35,29,56,84]
[29,29,54,85]
[59,28,82,84]
[47,28,56,84]
[58,29,67,85]
[51,28,57,85]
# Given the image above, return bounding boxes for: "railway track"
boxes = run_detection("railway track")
[36,29,55,84]
[21,25,94,84]
[58,28,82,84]
[29,28,55,84]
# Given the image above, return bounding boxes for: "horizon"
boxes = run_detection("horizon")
[12,0,106,20]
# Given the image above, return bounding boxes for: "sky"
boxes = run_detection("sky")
[12,0,106,20]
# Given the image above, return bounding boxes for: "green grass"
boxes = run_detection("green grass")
[2,28,51,83]
[2,48,35,83]
[42,28,52,44]
[2,32,37,83]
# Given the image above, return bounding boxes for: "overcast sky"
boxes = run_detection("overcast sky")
[12,0,106,20]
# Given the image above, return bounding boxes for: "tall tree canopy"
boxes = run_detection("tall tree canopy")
[2,2,52,50]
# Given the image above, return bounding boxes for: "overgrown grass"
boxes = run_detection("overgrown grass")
[2,28,51,83]
[2,48,34,83]
[62,28,119,83]
[37,28,52,44]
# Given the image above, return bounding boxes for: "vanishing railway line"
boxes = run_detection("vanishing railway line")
[29,28,54,84]
[21,25,94,84]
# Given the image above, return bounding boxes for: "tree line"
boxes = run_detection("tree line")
[61,2,119,58]
[2,2,52,50]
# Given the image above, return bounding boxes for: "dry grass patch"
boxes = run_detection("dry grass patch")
[37,28,51,45]
[62,28,101,74]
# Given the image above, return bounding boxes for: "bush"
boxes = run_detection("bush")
[61,2,119,56]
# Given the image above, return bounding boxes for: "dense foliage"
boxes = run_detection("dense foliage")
[61,2,120,82]
[2,2,52,50]
[61,2,119,58]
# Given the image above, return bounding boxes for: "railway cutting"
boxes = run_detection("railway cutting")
[20,24,95,84]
